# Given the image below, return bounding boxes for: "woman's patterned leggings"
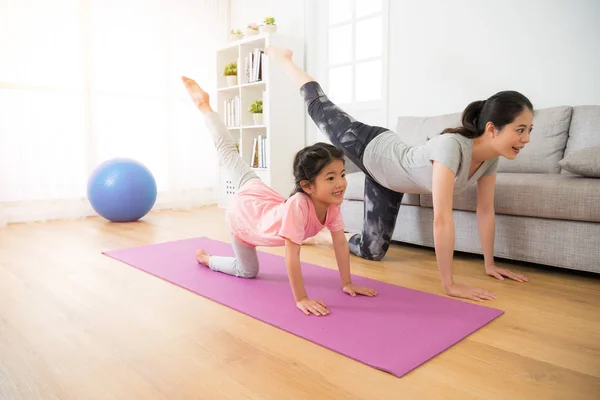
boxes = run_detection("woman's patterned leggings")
[299,81,404,261]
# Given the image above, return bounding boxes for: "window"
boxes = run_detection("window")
[0,0,226,223]
[322,0,388,107]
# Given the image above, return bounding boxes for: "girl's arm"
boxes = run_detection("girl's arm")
[431,161,496,301]
[284,238,329,316]
[331,230,352,288]
[284,238,308,300]
[331,229,352,286]
[331,230,378,297]
[477,174,528,282]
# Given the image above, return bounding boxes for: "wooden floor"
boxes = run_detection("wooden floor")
[1,206,599,400]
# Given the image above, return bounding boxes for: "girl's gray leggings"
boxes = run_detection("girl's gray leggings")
[203,112,260,278]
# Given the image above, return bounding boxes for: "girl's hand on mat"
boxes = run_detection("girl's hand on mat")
[445,284,496,302]
[342,283,378,297]
[297,298,329,316]
[485,264,528,283]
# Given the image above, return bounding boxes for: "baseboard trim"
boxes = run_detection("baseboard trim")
[0,187,218,226]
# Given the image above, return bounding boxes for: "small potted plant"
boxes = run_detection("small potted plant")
[249,99,263,125]
[260,16,277,33]
[229,29,243,41]
[223,62,237,86]
[245,22,259,36]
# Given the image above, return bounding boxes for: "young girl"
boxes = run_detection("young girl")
[264,47,531,302]
[181,76,377,317]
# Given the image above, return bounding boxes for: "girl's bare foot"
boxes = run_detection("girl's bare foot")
[181,76,212,113]
[195,248,211,266]
[264,46,293,62]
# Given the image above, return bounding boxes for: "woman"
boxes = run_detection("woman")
[266,46,531,302]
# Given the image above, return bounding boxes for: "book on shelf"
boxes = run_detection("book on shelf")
[250,135,267,168]
[244,48,265,84]
[224,96,240,127]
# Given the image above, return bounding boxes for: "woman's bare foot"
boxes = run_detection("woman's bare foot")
[181,76,213,113]
[263,46,314,91]
[264,46,293,63]
[195,248,211,266]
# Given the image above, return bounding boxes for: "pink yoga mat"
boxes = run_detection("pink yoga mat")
[103,237,503,377]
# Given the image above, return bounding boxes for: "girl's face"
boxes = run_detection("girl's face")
[489,109,534,160]
[304,159,347,206]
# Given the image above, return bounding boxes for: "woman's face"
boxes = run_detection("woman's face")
[491,109,534,160]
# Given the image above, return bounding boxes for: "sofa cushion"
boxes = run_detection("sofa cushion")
[563,105,600,157]
[344,171,420,206]
[498,106,572,174]
[395,112,461,146]
[558,145,600,178]
[419,173,600,223]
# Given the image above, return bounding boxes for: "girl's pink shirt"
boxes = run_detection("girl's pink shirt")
[225,179,344,247]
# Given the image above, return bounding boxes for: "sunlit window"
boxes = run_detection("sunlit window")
[325,0,386,105]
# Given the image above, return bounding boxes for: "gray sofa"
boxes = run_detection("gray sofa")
[341,105,600,274]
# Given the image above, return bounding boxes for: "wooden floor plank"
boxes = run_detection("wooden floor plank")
[0,206,598,399]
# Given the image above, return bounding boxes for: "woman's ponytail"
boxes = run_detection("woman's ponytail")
[442,91,533,139]
[442,100,486,138]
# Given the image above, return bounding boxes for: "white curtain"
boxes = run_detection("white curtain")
[0,0,228,226]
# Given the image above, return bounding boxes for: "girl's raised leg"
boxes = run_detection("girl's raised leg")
[182,76,260,277]
[181,76,257,189]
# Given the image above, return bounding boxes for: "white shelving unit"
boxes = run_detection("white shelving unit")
[216,33,305,208]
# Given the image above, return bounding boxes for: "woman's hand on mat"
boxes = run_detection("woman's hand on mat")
[485,264,528,283]
[342,283,378,297]
[296,298,329,316]
[445,284,496,302]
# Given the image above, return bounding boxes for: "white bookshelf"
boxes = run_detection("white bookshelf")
[216,33,305,208]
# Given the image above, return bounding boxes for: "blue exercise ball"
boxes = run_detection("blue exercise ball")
[87,158,157,222]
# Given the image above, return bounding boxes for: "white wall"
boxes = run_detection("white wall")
[230,0,313,144]
[229,0,600,143]
[387,0,600,128]
[229,0,305,41]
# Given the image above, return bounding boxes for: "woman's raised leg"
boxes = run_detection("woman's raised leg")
[264,47,387,173]
[299,81,387,172]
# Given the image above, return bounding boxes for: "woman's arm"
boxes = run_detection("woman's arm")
[476,174,497,267]
[477,174,528,282]
[284,238,329,315]
[431,161,457,289]
[431,162,496,301]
